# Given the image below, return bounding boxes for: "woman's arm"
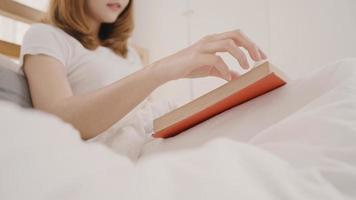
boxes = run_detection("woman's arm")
[24,29,266,140]
[24,54,161,140]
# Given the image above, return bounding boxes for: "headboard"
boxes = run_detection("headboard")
[0,0,149,64]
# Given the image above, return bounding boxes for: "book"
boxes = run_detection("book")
[152,61,288,139]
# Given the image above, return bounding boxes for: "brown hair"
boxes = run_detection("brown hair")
[43,0,134,57]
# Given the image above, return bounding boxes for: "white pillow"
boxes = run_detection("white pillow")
[0,54,22,74]
[0,55,32,107]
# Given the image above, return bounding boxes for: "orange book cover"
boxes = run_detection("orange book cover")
[152,61,288,139]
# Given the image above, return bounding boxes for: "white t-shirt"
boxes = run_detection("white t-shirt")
[20,23,143,95]
[20,24,177,159]
[20,23,151,129]
[19,23,178,159]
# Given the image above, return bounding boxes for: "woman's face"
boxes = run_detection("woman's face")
[87,0,130,24]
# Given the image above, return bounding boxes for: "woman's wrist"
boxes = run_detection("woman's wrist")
[145,61,170,86]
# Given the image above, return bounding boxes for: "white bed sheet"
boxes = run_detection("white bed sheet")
[0,101,348,200]
[1,58,356,200]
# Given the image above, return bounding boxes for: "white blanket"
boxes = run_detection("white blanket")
[0,102,347,200]
[1,58,356,200]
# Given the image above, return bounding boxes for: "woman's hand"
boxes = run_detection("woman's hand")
[149,29,268,84]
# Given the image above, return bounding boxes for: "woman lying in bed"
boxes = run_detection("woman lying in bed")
[21,0,267,140]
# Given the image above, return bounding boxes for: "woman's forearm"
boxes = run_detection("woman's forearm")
[48,66,163,140]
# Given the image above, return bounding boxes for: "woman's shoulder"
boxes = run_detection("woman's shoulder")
[25,23,69,40]
[28,23,60,31]
[20,23,76,68]
[24,23,80,47]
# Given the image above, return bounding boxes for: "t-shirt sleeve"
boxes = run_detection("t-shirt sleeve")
[19,23,71,70]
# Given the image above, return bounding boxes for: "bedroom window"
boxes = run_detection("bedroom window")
[0,0,49,45]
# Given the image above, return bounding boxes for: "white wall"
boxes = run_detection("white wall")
[188,0,270,98]
[132,0,192,105]
[132,0,356,103]
[133,0,270,103]
[0,0,49,45]
[269,0,356,79]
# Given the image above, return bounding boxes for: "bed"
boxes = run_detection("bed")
[1,1,356,200]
